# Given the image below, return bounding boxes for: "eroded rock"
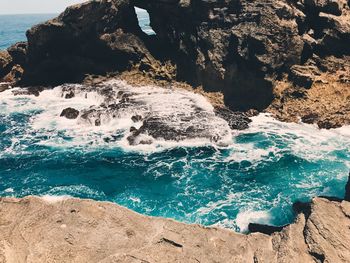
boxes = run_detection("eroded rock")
[60,107,80,119]
[7,42,27,66]
[21,0,153,85]
[0,51,13,79]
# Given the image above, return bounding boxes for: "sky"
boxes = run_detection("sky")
[0,0,87,15]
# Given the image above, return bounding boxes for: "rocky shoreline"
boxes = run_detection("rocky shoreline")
[0,1,349,261]
[1,176,350,262]
[1,0,350,129]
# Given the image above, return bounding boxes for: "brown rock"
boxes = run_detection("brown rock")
[0,194,350,262]
[301,113,319,124]
[0,50,13,79]
[3,64,24,83]
[289,65,319,88]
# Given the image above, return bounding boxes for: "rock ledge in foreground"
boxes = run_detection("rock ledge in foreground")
[1,195,350,262]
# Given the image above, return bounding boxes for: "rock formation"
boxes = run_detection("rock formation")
[22,0,154,85]
[134,0,350,113]
[1,191,350,262]
[1,0,349,126]
[60,107,80,119]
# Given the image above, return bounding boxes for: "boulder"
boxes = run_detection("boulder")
[301,113,319,124]
[214,107,251,130]
[60,107,80,119]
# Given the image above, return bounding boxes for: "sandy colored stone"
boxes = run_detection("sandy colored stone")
[267,58,350,128]
[0,196,349,262]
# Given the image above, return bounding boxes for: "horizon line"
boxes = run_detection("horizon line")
[0,12,59,16]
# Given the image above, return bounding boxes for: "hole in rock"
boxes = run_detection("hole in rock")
[134,7,156,35]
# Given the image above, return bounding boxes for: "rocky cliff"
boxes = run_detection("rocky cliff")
[0,0,349,126]
[1,189,350,262]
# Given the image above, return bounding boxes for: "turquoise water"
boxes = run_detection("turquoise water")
[0,12,349,232]
[0,84,349,232]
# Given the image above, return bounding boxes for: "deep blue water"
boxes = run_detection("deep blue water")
[0,12,349,232]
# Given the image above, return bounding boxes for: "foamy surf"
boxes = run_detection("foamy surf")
[0,80,234,154]
[0,80,349,233]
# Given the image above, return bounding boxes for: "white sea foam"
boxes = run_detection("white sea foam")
[227,113,350,164]
[235,210,272,233]
[4,188,14,193]
[1,80,349,160]
[196,192,244,216]
[0,80,233,154]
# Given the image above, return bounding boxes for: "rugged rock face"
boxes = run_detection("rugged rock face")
[134,0,350,111]
[135,0,305,111]
[132,0,350,126]
[0,51,12,78]
[19,0,158,85]
[269,56,350,128]
[1,0,349,127]
[0,195,350,262]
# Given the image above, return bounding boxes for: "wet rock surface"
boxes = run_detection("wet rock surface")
[345,172,350,201]
[60,107,80,119]
[56,80,248,146]
[214,107,252,130]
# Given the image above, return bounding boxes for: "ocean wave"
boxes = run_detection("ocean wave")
[0,81,349,232]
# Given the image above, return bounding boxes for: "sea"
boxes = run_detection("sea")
[0,11,349,233]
